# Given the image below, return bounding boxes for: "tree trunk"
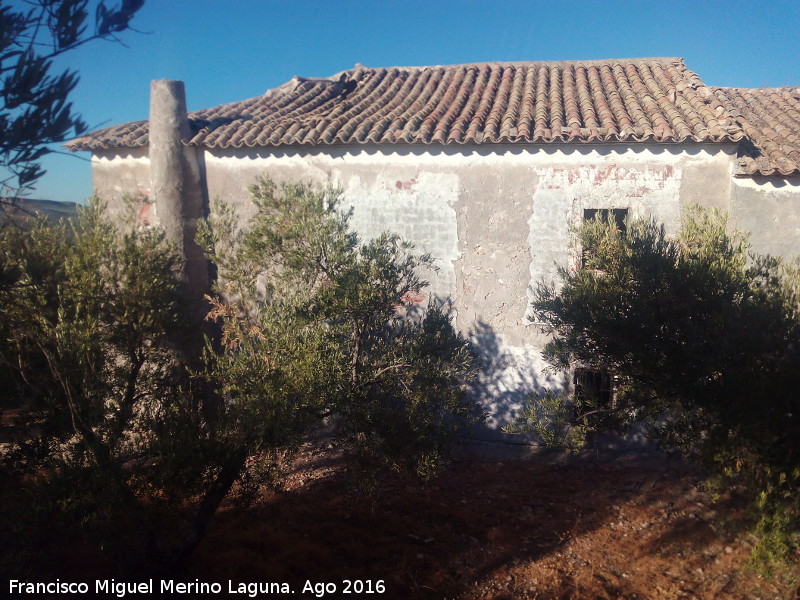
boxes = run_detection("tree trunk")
[166,448,248,572]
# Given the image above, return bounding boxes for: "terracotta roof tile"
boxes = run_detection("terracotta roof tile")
[66,58,798,176]
[713,86,800,176]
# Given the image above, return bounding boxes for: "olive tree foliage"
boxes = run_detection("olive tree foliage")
[0,177,478,575]
[511,207,800,565]
[0,197,189,571]
[198,178,480,487]
[0,198,268,574]
[526,208,800,464]
[0,0,144,198]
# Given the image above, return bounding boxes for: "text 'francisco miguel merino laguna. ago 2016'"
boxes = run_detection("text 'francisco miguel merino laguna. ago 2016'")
[9,578,388,597]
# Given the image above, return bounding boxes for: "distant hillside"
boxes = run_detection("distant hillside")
[1,198,79,223]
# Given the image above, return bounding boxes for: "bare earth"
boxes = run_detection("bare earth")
[172,443,798,600]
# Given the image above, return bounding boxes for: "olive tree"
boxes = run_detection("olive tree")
[196,178,479,492]
[512,207,800,566]
[1,0,144,199]
[1,179,479,575]
[0,197,187,572]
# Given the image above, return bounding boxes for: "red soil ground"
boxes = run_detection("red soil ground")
[182,443,798,600]
[4,439,798,599]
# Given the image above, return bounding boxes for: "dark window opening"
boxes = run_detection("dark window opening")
[583,208,628,230]
[582,208,628,268]
[573,367,614,411]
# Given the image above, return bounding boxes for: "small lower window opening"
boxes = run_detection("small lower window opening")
[573,367,614,410]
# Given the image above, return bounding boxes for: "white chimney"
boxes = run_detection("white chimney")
[149,79,207,300]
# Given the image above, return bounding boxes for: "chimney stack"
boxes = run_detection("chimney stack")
[149,79,207,300]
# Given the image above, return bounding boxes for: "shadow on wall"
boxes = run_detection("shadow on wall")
[466,319,566,444]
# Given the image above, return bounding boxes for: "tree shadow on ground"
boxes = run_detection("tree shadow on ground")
[4,442,794,599]
[184,445,718,599]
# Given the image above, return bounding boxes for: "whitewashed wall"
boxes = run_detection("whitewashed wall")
[731,176,800,258]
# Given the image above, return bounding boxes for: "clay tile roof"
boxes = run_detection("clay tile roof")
[66,57,798,176]
[712,86,800,176]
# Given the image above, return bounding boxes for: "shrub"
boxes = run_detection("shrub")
[198,178,480,487]
[1,180,480,574]
[0,197,188,572]
[513,207,800,567]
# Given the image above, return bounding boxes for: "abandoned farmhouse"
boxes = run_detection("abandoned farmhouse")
[68,57,800,435]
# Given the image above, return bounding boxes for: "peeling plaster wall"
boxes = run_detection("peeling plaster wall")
[93,142,756,436]
[199,143,737,434]
[341,171,461,298]
[527,163,685,316]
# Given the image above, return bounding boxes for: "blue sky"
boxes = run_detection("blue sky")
[29,0,800,203]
